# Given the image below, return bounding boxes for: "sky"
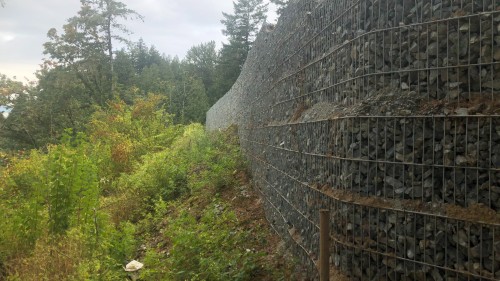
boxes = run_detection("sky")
[0,0,277,82]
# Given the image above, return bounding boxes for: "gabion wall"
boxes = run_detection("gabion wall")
[206,0,500,280]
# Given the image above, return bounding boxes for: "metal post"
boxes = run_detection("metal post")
[320,209,330,281]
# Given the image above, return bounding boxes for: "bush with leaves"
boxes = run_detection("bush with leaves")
[0,150,46,262]
[140,200,263,281]
[118,123,245,216]
[118,124,202,212]
[188,126,245,191]
[45,131,100,235]
[88,95,183,184]
[0,129,138,280]
[0,92,291,280]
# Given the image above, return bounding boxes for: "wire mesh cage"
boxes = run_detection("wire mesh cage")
[206,0,500,279]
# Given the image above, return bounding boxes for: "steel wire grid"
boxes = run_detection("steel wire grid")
[249,7,500,125]
[243,141,500,280]
[207,0,500,279]
[245,116,500,211]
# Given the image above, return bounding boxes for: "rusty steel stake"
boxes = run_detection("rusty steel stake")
[320,209,330,281]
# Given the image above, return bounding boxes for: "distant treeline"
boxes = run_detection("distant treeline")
[0,0,288,150]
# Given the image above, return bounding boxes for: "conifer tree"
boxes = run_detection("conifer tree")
[185,41,218,105]
[221,0,268,55]
[270,0,289,16]
[215,0,267,98]
[43,0,141,104]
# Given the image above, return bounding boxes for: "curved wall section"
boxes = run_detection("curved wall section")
[207,0,500,279]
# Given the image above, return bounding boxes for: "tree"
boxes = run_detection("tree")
[213,44,244,99]
[44,25,109,105]
[0,74,24,114]
[221,0,268,54]
[215,0,267,100]
[114,49,136,87]
[99,0,143,93]
[137,63,171,97]
[185,41,219,105]
[131,39,149,73]
[6,0,144,149]
[0,74,36,149]
[43,0,141,105]
[270,0,289,16]
[170,75,209,124]
[0,65,94,150]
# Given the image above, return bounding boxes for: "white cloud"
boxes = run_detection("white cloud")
[1,33,15,42]
[0,0,279,81]
[0,62,37,82]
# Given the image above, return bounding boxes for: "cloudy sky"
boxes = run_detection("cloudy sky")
[0,0,277,82]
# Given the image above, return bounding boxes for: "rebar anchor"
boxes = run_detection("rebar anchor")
[320,209,330,281]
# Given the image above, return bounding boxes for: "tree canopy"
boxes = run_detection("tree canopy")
[270,0,289,16]
[43,0,142,104]
[1,0,275,150]
[215,0,268,98]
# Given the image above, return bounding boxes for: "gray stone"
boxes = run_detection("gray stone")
[385,176,404,189]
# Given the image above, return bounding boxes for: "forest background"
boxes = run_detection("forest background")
[0,0,297,280]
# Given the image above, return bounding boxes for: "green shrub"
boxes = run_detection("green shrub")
[46,131,99,235]
[139,249,169,281]
[0,98,267,281]
[163,200,262,281]
[109,221,137,264]
[119,124,210,211]
[0,150,46,260]
[88,96,183,180]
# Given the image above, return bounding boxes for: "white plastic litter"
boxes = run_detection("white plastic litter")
[124,260,144,272]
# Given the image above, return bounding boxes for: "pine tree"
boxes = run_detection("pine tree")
[185,41,218,105]
[270,0,289,16]
[221,0,268,55]
[214,0,268,98]
[43,0,141,104]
